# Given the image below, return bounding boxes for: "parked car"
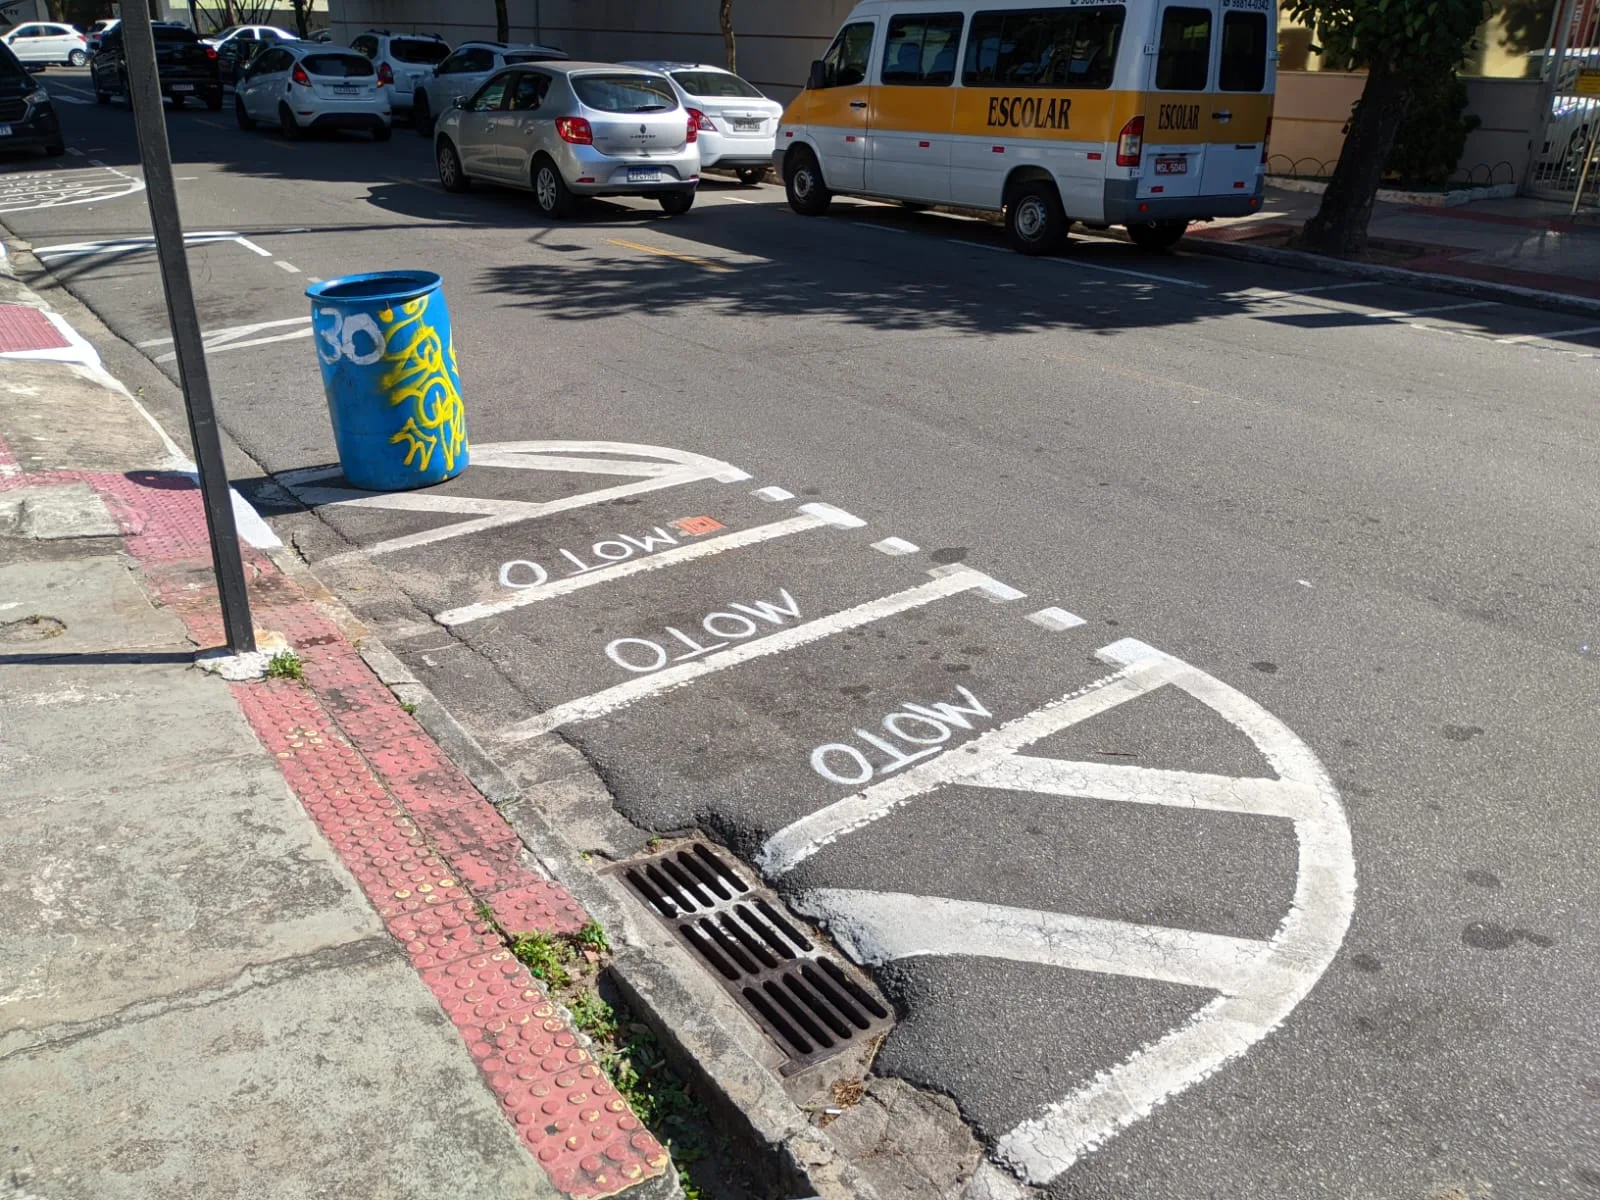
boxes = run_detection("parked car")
[0,38,64,157]
[434,62,699,217]
[620,61,782,185]
[349,30,450,118]
[216,35,272,86]
[2,21,89,69]
[91,23,222,110]
[201,25,296,51]
[413,39,566,135]
[235,42,390,141]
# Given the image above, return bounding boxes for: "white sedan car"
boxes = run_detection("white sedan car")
[3,22,89,68]
[620,61,782,184]
[234,43,390,141]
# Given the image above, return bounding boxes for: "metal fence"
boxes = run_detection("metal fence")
[1528,0,1600,204]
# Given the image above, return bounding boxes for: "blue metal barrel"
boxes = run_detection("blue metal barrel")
[305,270,468,492]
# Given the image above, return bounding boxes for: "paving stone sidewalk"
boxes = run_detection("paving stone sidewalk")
[0,265,675,1199]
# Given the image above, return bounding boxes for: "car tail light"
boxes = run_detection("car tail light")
[1261,116,1272,165]
[1116,116,1144,168]
[688,107,716,132]
[556,116,592,144]
[377,61,393,87]
[291,63,310,87]
[205,45,217,60]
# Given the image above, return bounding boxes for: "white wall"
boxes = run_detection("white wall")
[327,0,853,100]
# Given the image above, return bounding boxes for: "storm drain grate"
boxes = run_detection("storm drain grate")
[614,842,892,1071]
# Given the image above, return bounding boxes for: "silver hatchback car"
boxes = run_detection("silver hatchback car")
[433,62,700,217]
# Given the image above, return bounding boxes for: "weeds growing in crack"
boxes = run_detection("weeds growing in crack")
[264,649,304,682]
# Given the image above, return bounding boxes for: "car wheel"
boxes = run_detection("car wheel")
[235,94,255,130]
[436,138,469,192]
[531,156,574,219]
[735,165,765,186]
[373,121,392,142]
[413,91,432,136]
[68,49,87,67]
[279,103,302,140]
[784,147,830,216]
[1005,179,1066,256]
[43,140,65,158]
[1125,220,1189,251]
[658,189,695,216]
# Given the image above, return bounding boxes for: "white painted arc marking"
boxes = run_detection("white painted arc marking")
[1026,606,1086,631]
[497,567,1005,744]
[752,485,793,501]
[153,327,313,363]
[972,756,1316,819]
[795,890,1273,993]
[758,659,1168,877]
[871,536,919,556]
[992,638,1355,1183]
[463,452,684,477]
[434,511,836,627]
[459,440,751,483]
[138,314,312,347]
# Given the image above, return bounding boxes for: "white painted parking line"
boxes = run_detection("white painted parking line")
[871,536,919,556]
[139,315,310,348]
[850,221,912,234]
[497,565,1023,743]
[1296,282,1382,293]
[800,890,1273,993]
[436,509,851,627]
[1026,605,1086,631]
[721,195,757,204]
[34,231,266,262]
[1364,300,1494,320]
[65,147,84,156]
[274,260,301,273]
[1496,323,1600,344]
[752,485,793,501]
[798,501,865,528]
[1052,256,1203,289]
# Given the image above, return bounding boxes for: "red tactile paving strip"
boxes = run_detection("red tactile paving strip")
[0,302,69,353]
[0,455,670,1199]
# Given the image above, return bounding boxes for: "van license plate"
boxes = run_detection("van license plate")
[0,125,11,137]
[628,167,661,182]
[1154,155,1187,175]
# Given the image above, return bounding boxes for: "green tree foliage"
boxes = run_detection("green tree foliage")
[1285,0,1489,256]
[1383,73,1481,186]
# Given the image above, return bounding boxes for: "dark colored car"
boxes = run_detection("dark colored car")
[90,24,222,110]
[0,40,63,157]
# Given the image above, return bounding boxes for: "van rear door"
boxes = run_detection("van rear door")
[1198,0,1273,197]
[1142,3,1215,201]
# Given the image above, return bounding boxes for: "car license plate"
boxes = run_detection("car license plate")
[1154,154,1187,175]
[335,86,361,95]
[0,125,11,137]
[170,83,194,92]
[628,167,661,182]
[732,118,762,130]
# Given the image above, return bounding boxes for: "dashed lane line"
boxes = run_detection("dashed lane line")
[497,564,1025,743]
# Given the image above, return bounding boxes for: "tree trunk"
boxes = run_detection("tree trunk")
[1293,65,1412,258]
[289,0,309,37]
[720,0,736,73]
[495,0,509,43]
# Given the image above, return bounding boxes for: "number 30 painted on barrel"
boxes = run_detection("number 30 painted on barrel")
[314,306,386,366]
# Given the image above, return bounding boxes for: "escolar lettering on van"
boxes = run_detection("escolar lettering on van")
[1156,103,1201,131]
[986,94,1072,131]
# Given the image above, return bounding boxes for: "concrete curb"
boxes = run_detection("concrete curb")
[343,619,887,1200]
[1182,233,1600,322]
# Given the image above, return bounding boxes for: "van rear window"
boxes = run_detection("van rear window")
[1156,7,1212,90]
[963,7,1125,90]
[1219,11,1267,92]
[572,73,677,112]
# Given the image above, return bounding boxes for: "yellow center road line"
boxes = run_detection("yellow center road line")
[605,237,733,273]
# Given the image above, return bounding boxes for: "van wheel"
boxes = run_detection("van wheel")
[1126,220,1189,251]
[532,156,575,218]
[1005,179,1066,255]
[784,147,831,216]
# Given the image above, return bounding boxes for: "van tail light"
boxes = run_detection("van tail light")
[377,61,393,87]
[291,63,310,87]
[1261,116,1272,165]
[1116,115,1144,168]
[556,116,593,144]
[688,107,716,132]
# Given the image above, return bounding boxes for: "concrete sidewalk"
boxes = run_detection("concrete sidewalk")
[1187,185,1600,309]
[0,261,674,1198]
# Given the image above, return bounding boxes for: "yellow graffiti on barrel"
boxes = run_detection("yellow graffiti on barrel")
[376,296,467,475]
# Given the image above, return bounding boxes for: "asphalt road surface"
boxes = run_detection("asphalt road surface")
[5,71,1598,1200]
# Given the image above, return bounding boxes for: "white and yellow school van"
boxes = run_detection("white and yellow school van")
[774,0,1275,253]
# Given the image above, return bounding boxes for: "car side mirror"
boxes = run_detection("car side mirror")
[452,95,468,109]
[807,59,826,90]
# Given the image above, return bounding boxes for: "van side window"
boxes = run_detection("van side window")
[963,7,1126,91]
[881,13,965,86]
[1219,10,1267,92]
[1155,7,1211,90]
[819,20,875,88]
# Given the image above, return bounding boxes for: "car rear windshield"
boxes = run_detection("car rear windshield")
[391,39,449,64]
[155,28,200,43]
[505,51,564,64]
[572,73,678,112]
[670,69,763,98]
[303,53,375,77]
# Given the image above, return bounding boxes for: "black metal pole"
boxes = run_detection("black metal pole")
[122,3,256,654]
